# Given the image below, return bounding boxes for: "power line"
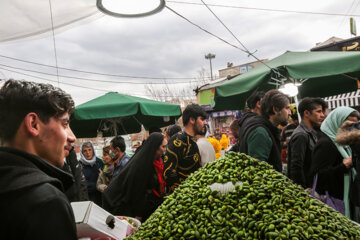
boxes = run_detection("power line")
[167,3,282,78]
[0,66,197,98]
[165,6,247,52]
[167,0,360,17]
[199,0,277,75]
[0,62,198,85]
[0,54,204,81]
[0,66,109,92]
[48,0,60,86]
[337,0,358,33]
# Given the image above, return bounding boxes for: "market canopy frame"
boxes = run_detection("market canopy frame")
[71,92,182,138]
[213,51,360,110]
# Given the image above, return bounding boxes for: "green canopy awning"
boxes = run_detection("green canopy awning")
[214,51,360,110]
[71,92,182,138]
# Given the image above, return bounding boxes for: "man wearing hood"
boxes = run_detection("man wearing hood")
[239,90,291,172]
[0,80,77,239]
[237,91,264,150]
[80,141,103,206]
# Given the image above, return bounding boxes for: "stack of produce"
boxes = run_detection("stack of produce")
[128,152,360,239]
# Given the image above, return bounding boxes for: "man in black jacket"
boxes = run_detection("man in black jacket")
[62,147,89,202]
[0,80,77,240]
[287,97,327,188]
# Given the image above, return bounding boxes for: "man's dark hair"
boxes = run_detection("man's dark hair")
[298,97,328,119]
[111,135,126,152]
[0,79,74,143]
[182,104,207,126]
[260,90,290,119]
[149,127,162,134]
[348,111,360,120]
[229,119,239,131]
[246,91,265,109]
[167,124,182,138]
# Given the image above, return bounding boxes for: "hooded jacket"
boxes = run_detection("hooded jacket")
[0,147,77,240]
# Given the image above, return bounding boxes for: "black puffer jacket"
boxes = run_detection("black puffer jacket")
[62,147,89,202]
[0,147,77,240]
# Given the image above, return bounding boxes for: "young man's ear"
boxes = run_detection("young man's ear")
[273,106,280,115]
[116,146,122,153]
[256,100,261,109]
[24,113,41,137]
[189,117,196,125]
[303,110,310,118]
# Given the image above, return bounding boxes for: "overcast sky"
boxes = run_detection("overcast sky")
[0,0,359,105]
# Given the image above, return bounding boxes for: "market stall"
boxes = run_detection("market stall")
[71,92,182,138]
[128,152,360,239]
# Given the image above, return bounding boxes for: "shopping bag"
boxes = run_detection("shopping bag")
[311,174,345,215]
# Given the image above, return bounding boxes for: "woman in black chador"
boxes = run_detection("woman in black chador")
[103,132,167,222]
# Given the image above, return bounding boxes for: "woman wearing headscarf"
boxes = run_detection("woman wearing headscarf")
[310,107,360,218]
[80,141,104,206]
[103,132,167,222]
[96,146,114,192]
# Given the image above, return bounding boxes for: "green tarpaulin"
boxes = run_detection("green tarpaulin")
[214,51,360,110]
[71,92,182,138]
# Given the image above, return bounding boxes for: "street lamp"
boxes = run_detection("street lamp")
[205,53,216,81]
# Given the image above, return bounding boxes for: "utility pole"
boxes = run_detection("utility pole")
[205,53,215,81]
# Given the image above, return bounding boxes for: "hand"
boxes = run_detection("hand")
[343,156,352,168]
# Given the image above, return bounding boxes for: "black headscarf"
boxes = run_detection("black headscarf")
[102,132,164,217]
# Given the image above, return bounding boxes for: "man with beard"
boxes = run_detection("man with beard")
[0,80,77,239]
[239,90,291,172]
[163,104,207,193]
[287,97,327,188]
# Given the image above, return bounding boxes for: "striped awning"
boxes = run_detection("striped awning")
[324,90,360,109]
[210,110,240,118]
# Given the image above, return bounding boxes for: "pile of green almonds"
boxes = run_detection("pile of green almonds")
[128,152,360,239]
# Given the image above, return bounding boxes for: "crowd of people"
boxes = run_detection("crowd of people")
[2,79,360,239]
[230,90,360,221]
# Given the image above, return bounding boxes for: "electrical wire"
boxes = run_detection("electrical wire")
[337,0,358,31]
[48,0,60,86]
[0,62,197,85]
[167,0,360,17]
[0,66,197,98]
[0,66,108,92]
[0,54,205,81]
[199,0,277,75]
[167,2,283,79]
[166,6,247,52]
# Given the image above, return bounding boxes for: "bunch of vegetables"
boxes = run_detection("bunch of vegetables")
[128,152,360,239]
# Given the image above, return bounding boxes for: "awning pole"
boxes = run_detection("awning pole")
[295,95,301,123]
